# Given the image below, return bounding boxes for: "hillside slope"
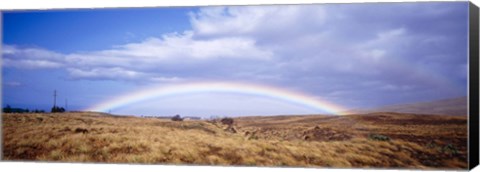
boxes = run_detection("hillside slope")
[2,112,468,169]
[344,97,467,116]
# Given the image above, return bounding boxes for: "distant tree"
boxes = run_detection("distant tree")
[171,114,183,121]
[3,105,12,113]
[51,106,65,113]
[34,109,45,113]
[2,105,32,113]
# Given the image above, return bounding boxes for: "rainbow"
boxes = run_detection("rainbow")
[86,82,347,115]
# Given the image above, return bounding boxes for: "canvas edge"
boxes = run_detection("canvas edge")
[469,1,480,170]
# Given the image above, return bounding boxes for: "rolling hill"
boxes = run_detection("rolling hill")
[2,111,468,169]
[344,96,467,116]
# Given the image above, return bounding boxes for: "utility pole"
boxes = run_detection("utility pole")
[53,90,57,108]
[65,99,68,111]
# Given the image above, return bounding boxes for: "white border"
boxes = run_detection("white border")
[0,0,472,10]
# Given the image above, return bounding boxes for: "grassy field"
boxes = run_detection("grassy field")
[2,112,467,169]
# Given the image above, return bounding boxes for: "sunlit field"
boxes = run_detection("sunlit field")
[2,112,467,169]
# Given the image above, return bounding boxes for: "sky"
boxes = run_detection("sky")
[1,2,470,117]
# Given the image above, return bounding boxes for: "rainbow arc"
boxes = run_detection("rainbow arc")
[86,82,347,115]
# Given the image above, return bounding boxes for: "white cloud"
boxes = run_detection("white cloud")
[61,31,273,81]
[2,45,17,54]
[190,5,327,39]
[4,81,22,87]
[2,45,65,69]
[2,45,64,61]
[150,76,183,82]
[67,67,146,80]
[377,28,406,40]
[4,30,273,81]
[78,32,272,62]
[3,58,63,69]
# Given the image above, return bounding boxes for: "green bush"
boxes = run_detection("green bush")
[368,134,390,141]
[442,144,458,155]
[426,142,437,149]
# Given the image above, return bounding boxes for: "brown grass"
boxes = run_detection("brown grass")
[2,112,467,169]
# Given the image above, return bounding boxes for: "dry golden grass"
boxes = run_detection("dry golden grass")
[2,112,467,169]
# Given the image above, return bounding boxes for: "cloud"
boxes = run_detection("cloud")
[65,32,272,68]
[2,3,469,107]
[66,67,184,82]
[4,81,22,87]
[2,45,64,69]
[67,67,147,81]
[3,58,63,69]
[189,6,327,39]
[4,31,273,82]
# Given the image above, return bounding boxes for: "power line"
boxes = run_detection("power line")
[53,90,57,107]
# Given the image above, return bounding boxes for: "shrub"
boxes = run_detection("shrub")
[442,144,458,155]
[171,114,183,121]
[74,128,89,134]
[220,117,234,126]
[368,134,390,141]
[426,141,437,148]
